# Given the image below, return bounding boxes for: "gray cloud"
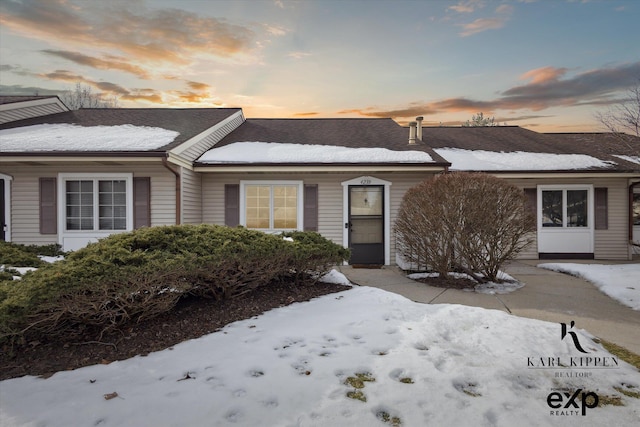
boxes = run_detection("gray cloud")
[340,62,640,120]
[0,84,64,96]
[41,50,152,79]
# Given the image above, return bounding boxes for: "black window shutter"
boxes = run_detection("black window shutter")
[133,177,151,229]
[225,184,240,227]
[39,177,57,234]
[595,187,608,230]
[303,184,318,232]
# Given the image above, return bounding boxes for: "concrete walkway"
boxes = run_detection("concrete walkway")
[338,261,640,355]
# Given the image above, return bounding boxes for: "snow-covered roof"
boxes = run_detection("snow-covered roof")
[434,148,615,171]
[0,123,179,152]
[198,141,434,164]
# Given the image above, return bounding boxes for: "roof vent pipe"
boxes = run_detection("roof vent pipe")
[416,116,423,141]
[408,121,417,145]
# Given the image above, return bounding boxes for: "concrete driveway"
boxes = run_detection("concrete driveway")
[338,260,640,355]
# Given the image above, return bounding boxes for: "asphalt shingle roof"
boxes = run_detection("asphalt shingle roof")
[422,126,640,172]
[0,108,242,152]
[212,118,449,164]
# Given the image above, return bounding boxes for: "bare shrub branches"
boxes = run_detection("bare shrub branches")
[395,173,535,282]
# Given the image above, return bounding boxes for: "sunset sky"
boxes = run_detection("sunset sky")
[1,0,639,132]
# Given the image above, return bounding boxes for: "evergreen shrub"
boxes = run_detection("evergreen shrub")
[0,224,348,344]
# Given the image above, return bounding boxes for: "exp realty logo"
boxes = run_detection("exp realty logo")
[526,321,619,417]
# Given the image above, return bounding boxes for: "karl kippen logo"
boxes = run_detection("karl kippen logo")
[560,321,588,353]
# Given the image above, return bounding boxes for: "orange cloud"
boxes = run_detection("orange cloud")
[0,0,256,65]
[448,0,484,13]
[460,17,505,36]
[39,70,87,83]
[458,3,512,37]
[121,92,164,104]
[186,81,212,91]
[520,66,568,84]
[293,112,319,117]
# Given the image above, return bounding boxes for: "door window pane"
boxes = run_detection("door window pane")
[350,187,383,216]
[542,190,563,227]
[633,194,640,226]
[567,190,588,227]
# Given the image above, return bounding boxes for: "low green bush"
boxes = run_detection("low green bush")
[282,231,350,283]
[0,241,46,268]
[0,225,349,345]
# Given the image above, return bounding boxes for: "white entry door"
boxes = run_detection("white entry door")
[538,185,594,257]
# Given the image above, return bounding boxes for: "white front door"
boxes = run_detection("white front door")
[538,185,594,256]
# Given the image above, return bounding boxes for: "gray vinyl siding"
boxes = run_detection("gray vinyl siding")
[181,167,202,224]
[0,103,66,124]
[201,172,435,264]
[504,176,631,260]
[0,163,176,246]
[172,112,244,163]
[594,179,629,259]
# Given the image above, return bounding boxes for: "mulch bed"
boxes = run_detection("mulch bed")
[410,275,477,290]
[0,281,351,381]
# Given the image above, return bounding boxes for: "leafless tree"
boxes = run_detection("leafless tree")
[462,112,498,127]
[61,83,119,110]
[596,80,640,137]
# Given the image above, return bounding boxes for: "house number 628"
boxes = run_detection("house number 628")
[360,179,371,185]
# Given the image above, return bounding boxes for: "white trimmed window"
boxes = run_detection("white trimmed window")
[541,187,590,228]
[59,173,133,233]
[240,181,303,231]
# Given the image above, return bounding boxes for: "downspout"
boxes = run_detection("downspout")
[162,156,181,225]
[629,181,640,247]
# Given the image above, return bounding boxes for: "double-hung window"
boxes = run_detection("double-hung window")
[241,181,303,231]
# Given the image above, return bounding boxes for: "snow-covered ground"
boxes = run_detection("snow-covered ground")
[1,272,639,427]
[538,263,640,311]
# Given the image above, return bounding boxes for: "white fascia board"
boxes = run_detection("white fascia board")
[0,156,163,163]
[169,110,245,156]
[477,172,640,179]
[193,165,446,173]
